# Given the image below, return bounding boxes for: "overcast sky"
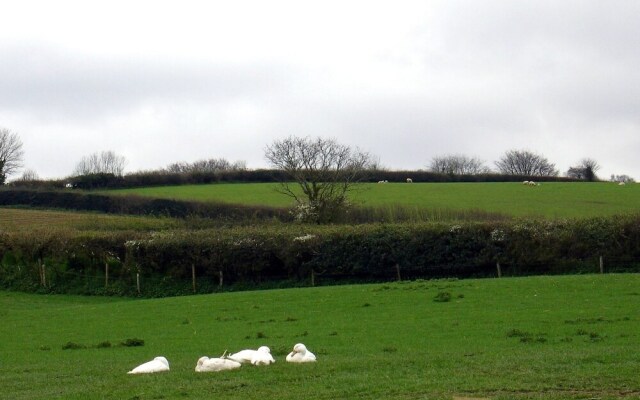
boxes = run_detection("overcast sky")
[1,0,639,180]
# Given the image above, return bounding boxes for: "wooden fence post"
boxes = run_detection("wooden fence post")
[38,258,44,287]
[136,273,141,295]
[218,271,223,288]
[192,264,197,293]
[599,256,604,274]
[496,262,502,278]
[105,262,109,288]
[395,264,402,281]
[311,270,315,287]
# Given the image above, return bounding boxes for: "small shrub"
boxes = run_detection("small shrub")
[95,341,112,348]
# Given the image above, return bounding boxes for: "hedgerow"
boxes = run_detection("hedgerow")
[1,215,639,296]
[8,169,578,191]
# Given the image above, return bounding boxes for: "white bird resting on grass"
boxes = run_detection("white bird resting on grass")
[228,346,275,365]
[127,356,170,374]
[195,356,242,372]
[285,343,316,363]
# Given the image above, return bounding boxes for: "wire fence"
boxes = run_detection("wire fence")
[3,254,639,297]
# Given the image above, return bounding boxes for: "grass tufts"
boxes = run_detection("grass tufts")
[120,338,145,347]
[433,292,452,302]
[62,342,86,350]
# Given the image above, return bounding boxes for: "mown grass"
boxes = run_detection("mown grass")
[0,207,183,232]
[108,182,640,219]
[1,274,638,399]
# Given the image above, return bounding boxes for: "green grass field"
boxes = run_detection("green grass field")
[1,274,638,399]
[0,207,182,232]
[109,182,640,219]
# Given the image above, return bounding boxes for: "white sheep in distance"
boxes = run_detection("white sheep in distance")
[619,181,626,186]
[195,356,242,372]
[127,356,170,374]
[285,343,317,363]
[522,180,530,185]
[406,178,413,183]
[228,346,275,365]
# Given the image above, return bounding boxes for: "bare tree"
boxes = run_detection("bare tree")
[265,136,375,223]
[429,154,490,175]
[0,128,24,184]
[610,174,635,183]
[17,168,39,181]
[495,149,558,177]
[567,158,601,181]
[73,150,127,176]
[165,158,247,174]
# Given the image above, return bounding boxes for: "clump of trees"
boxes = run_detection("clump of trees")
[73,150,127,176]
[165,158,247,174]
[495,149,558,177]
[610,174,635,183]
[428,154,490,175]
[265,136,375,223]
[566,158,600,181]
[0,128,24,184]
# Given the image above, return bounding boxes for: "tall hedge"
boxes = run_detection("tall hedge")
[1,215,639,296]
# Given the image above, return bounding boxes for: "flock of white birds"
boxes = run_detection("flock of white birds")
[127,343,316,374]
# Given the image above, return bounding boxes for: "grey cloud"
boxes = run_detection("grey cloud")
[0,44,289,122]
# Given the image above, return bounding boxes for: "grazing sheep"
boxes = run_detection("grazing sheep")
[522,181,530,185]
[127,356,170,374]
[528,181,537,186]
[406,178,413,183]
[195,356,241,372]
[285,343,316,363]
[228,346,275,365]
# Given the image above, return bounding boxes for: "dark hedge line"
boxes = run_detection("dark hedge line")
[9,170,579,190]
[0,189,291,221]
[1,216,639,296]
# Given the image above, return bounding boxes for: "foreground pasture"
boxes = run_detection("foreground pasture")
[109,182,640,219]
[1,274,638,399]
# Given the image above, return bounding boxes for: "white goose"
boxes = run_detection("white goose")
[195,356,242,372]
[127,356,170,374]
[228,346,275,365]
[285,343,316,363]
